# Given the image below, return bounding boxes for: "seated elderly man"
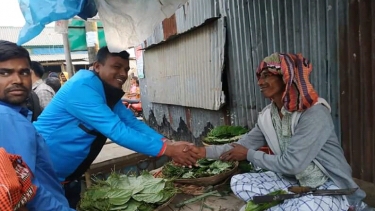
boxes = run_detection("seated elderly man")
[191,53,368,210]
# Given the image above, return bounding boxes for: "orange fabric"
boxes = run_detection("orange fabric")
[0,148,37,211]
[157,142,167,157]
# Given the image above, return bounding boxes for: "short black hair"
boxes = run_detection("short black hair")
[31,61,45,78]
[48,72,60,78]
[132,76,138,80]
[45,77,61,93]
[96,46,130,64]
[0,40,31,65]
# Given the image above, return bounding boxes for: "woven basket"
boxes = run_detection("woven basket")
[173,161,239,186]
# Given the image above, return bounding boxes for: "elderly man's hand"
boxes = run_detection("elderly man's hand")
[164,142,200,167]
[190,146,206,159]
[219,143,248,161]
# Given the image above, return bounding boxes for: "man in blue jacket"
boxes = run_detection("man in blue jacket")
[0,40,74,211]
[34,46,199,208]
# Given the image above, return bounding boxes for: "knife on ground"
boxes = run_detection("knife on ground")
[252,187,358,204]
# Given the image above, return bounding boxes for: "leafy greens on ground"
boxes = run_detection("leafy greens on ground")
[79,172,177,211]
[203,125,249,145]
[162,159,234,179]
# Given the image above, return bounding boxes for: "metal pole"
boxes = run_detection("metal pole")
[62,32,74,77]
[85,21,99,64]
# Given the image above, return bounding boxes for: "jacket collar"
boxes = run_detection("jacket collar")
[91,70,125,109]
[0,100,32,120]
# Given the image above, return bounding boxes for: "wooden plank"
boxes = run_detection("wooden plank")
[87,143,152,175]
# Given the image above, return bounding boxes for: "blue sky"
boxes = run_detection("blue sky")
[0,0,54,26]
[0,0,25,26]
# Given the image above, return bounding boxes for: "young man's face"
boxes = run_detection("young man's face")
[0,58,31,105]
[94,55,130,89]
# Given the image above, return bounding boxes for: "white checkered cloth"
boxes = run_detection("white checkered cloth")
[231,171,350,211]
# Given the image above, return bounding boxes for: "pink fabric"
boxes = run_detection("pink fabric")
[130,85,137,99]
[130,84,137,93]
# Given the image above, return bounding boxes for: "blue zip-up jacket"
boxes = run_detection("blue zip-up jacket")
[34,70,166,182]
[0,101,74,211]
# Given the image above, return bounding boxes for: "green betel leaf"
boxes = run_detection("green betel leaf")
[161,162,188,178]
[106,173,122,187]
[79,172,177,210]
[181,171,194,178]
[109,204,128,211]
[107,189,133,206]
[132,192,164,203]
[196,158,216,167]
[207,126,248,139]
[140,179,165,194]
[84,186,110,200]
[116,175,131,187]
[125,176,144,194]
[203,135,244,145]
[210,160,233,172]
[122,200,141,211]
[138,203,155,211]
[158,189,175,203]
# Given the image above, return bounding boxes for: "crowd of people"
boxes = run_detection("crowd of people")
[0,40,371,211]
[0,41,198,211]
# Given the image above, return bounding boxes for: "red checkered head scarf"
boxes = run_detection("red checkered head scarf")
[256,53,319,112]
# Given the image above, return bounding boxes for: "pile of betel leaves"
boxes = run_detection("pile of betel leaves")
[79,172,177,211]
[203,125,249,145]
[162,158,234,179]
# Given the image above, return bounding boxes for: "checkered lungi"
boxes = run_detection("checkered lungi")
[231,171,350,211]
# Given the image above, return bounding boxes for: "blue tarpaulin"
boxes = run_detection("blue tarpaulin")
[17,0,97,45]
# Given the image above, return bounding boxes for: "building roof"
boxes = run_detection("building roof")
[30,53,88,62]
[0,26,63,47]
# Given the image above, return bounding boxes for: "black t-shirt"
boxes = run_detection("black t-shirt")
[27,91,42,122]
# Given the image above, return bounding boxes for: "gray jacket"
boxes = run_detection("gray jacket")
[206,104,365,205]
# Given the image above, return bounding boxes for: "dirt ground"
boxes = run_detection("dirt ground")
[160,193,245,211]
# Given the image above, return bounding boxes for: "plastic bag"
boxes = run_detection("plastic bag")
[17,0,97,45]
[93,0,188,52]
[17,0,187,52]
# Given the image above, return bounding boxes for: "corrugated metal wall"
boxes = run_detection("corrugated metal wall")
[146,0,221,47]
[142,0,342,136]
[225,0,341,134]
[144,20,225,110]
[139,0,375,183]
[140,0,228,142]
[175,0,220,33]
[339,0,375,183]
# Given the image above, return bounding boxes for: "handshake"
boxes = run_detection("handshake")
[163,141,206,167]
[163,140,249,167]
